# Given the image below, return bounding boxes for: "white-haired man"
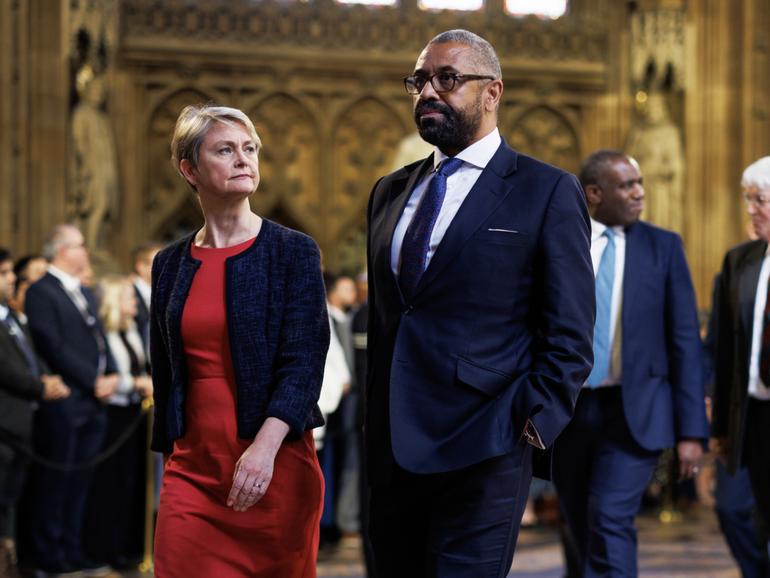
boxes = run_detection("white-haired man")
[712,156,770,562]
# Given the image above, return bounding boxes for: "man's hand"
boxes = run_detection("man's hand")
[676,439,703,480]
[94,374,119,400]
[709,437,728,464]
[41,374,70,400]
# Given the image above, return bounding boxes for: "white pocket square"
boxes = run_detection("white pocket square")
[487,228,519,234]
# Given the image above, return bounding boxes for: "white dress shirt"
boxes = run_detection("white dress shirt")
[133,277,151,311]
[587,218,626,388]
[747,248,770,400]
[391,128,502,275]
[105,327,147,406]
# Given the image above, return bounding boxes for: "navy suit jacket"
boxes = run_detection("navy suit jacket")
[25,272,117,419]
[616,221,709,451]
[366,139,595,478]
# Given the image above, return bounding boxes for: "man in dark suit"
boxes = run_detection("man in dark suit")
[365,29,595,577]
[24,225,119,575]
[552,150,709,578]
[0,248,69,577]
[712,155,770,562]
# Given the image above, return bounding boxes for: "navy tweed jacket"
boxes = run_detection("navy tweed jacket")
[149,219,330,453]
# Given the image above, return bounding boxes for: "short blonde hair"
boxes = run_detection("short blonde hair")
[170,104,262,190]
[99,275,136,333]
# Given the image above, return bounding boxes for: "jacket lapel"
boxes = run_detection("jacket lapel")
[376,155,434,305]
[738,241,767,337]
[413,141,518,296]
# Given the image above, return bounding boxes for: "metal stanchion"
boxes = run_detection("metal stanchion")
[139,398,155,574]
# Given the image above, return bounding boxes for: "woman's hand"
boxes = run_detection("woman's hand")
[134,375,153,398]
[227,417,290,512]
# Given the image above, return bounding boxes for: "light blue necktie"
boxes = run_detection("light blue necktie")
[587,228,616,387]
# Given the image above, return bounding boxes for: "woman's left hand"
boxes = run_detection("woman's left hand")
[227,417,290,512]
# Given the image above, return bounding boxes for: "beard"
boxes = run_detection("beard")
[413,94,483,153]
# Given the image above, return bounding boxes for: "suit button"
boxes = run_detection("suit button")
[404,305,414,315]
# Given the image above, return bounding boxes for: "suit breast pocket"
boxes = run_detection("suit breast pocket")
[472,228,529,247]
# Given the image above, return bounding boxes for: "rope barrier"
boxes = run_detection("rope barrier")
[0,399,153,472]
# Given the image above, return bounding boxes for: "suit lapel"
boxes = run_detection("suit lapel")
[738,241,767,337]
[414,141,518,295]
[376,155,434,305]
[622,223,643,328]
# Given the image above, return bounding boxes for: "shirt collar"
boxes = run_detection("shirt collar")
[133,277,151,302]
[0,304,8,322]
[433,127,501,171]
[328,304,348,322]
[48,264,82,292]
[590,217,625,242]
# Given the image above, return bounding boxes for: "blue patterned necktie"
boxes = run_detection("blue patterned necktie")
[2,312,41,378]
[587,228,616,387]
[399,157,464,300]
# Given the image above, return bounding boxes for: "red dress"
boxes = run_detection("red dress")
[154,237,324,577]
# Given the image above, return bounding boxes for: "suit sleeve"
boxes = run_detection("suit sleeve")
[515,173,595,448]
[711,254,733,438]
[26,284,98,393]
[664,234,709,441]
[150,254,174,454]
[265,236,331,435]
[0,342,44,400]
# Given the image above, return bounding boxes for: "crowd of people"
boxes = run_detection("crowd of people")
[0,26,769,578]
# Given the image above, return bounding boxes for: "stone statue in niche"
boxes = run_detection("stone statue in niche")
[626,91,684,234]
[69,63,118,256]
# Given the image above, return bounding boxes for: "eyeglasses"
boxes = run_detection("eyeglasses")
[403,72,496,95]
[743,192,770,208]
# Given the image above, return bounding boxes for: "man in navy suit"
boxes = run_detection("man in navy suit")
[552,150,709,578]
[24,225,119,575]
[365,29,595,577]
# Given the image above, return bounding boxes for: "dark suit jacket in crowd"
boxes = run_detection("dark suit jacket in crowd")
[712,239,767,473]
[0,311,48,441]
[366,139,596,479]
[25,273,117,420]
[149,219,330,454]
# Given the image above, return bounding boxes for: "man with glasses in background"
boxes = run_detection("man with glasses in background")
[365,29,595,577]
[712,156,770,571]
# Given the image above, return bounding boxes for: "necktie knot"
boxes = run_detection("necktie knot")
[437,157,463,178]
[603,228,615,242]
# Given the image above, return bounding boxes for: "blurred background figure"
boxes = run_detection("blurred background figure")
[23,224,119,576]
[83,274,152,571]
[9,255,48,321]
[0,247,69,578]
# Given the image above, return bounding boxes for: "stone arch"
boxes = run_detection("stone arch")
[331,96,406,246]
[145,88,212,240]
[247,93,322,237]
[503,105,581,174]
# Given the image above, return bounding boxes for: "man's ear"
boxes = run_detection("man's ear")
[484,79,503,113]
[179,159,198,188]
[584,184,602,207]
